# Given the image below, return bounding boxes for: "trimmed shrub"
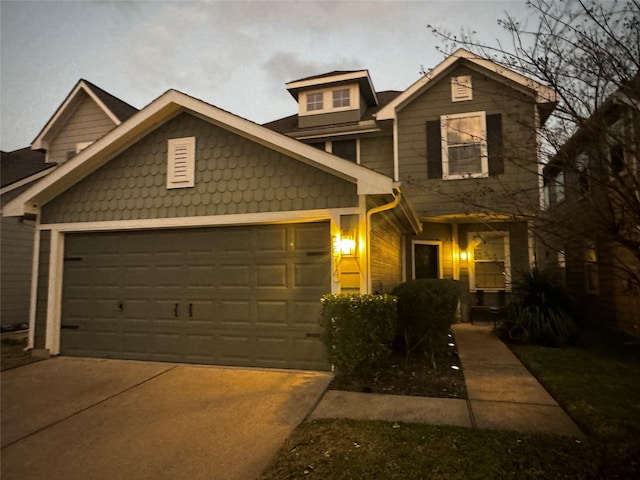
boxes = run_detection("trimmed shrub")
[503,268,576,346]
[392,279,460,367]
[319,294,397,377]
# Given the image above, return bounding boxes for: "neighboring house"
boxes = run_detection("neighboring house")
[540,78,640,337]
[0,80,137,330]
[3,49,556,370]
[1,148,54,328]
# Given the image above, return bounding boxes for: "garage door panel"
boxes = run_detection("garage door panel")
[256,301,288,326]
[220,265,250,287]
[294,262,330,287]
[257,264,288,287]
[256,227,287,252]
[61,222,330,370]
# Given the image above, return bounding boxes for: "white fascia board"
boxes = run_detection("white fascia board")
[376,48,556,120]
[0,167,57,197]
[4,89,394,217]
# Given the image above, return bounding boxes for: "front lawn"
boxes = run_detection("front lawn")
[261,326,640,479]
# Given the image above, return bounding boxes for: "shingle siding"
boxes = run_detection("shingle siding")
[48,91,116,164]
[41,113,359,224]
[397,64,539,217]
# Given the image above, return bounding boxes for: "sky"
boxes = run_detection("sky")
[0,0,534,152]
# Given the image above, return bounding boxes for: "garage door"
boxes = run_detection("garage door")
[60,222,331,370]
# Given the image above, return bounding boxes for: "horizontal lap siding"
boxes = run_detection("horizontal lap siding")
[370,213,402,293]
[41,113,359,224]
[0,218,34,325]
[48,92,116,164]
[360,135,394,178]
[398,64,539,217]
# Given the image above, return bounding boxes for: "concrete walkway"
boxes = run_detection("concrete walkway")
[310,323,584,437]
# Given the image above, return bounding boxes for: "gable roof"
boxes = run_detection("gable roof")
[31,79,138,151]
[4,90,396,217]
[376,48,557,121]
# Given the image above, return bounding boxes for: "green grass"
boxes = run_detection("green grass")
[261,327,640,479]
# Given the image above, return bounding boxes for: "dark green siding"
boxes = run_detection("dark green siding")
[41,113,358,224]
[34,231,50,349]
[397,64,539,217]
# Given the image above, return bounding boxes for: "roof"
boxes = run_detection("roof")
[82,79,138,123]
[4,89,397,217]
[0,148,54,188]
[31,79,138,151]
[285,70,379,106]
[376,48,557,121]
[263,90,402,136]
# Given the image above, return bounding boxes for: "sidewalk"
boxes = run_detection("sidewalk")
[310,323,584,437]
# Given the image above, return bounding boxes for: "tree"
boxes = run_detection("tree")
[422,0,640,298]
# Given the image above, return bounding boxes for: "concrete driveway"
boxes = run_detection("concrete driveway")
[1,357,332,480]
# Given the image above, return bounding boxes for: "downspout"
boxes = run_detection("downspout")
[366,187,402,293]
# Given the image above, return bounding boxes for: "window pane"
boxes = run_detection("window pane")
[333,89,350,108]
[447,116,481,144]
[475,262,506,289]
[307,93,323,111]
[448,144,482,174]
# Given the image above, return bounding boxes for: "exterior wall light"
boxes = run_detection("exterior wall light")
[460,250,468,261]
[332,233,357,257]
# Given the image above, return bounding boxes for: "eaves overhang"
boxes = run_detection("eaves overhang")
[286,70,379,106]
[4,90,395,217]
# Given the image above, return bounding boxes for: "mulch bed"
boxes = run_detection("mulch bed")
[328,332,467,399]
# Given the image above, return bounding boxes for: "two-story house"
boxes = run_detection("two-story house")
[266,49,557,322]
[540,77,640,337]
[3,49,556,370]
[1,80,137,331]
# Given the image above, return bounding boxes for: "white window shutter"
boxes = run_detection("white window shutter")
[167,137,195,189]
[451,75,473,102]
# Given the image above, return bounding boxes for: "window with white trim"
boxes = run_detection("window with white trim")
[441,112,488,179]
[306,92,324,112]
[451,75,472,102]
[333,89,350,108]
[469,231,511,291]
[554,171,565,203]
[167,136,196,189]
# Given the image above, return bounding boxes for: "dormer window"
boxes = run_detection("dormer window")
[301,85,359,116]
[333,89,350,108]
[307,93,324,112]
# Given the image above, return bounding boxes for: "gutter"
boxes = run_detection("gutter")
[366,188,402,293]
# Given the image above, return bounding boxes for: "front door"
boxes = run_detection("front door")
[413,242,441,279]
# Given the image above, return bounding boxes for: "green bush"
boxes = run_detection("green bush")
[319,294,397,377]
[504,268,576,346]
[392,279,460,367]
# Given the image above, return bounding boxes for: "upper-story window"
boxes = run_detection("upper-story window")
[301,84,359,116]
[333,89,350,108]
[441,112,488,179]
[306,92,324,112]
[554,171,565,203]
[427,112,503,180]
